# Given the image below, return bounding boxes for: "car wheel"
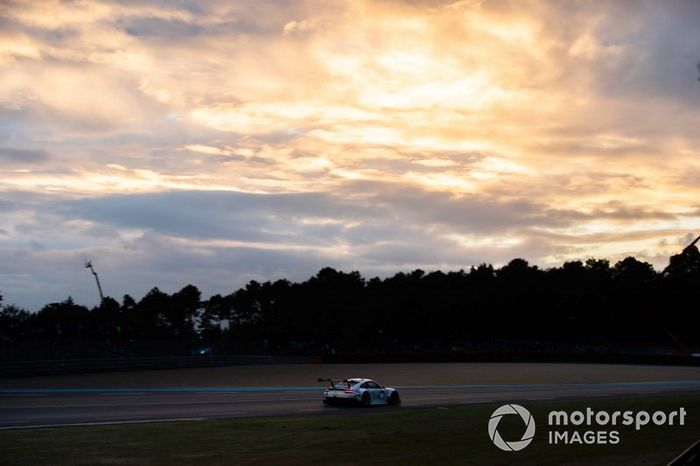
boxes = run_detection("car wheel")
[388,392,401,405]
[361,392,371,407]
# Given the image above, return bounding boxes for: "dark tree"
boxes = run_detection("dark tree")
[169,284,201,338]
[2,246,700,361]
[0,304,30,342]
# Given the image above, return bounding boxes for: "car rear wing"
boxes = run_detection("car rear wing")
[317,378,349,388]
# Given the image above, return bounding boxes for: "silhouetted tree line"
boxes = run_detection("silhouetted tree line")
[1,247,699,361]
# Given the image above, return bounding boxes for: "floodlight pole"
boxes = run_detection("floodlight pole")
[85,261,105,304]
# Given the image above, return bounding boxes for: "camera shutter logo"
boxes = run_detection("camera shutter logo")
[488,404,536,451]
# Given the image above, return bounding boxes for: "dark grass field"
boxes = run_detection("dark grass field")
[1,394,698,466]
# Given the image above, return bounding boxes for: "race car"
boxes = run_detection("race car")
[318,378,401,406]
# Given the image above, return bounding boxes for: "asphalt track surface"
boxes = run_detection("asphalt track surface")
[1,363,699,430]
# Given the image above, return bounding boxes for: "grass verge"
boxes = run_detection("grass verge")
[1,395,699,465]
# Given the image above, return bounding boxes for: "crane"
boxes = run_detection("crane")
[85,261,105,304]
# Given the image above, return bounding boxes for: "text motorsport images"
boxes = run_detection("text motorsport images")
[488,403,688,451]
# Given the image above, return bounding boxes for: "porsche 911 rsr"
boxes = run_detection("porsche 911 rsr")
[319,378,401,406]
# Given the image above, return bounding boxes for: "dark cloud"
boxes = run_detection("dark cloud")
[343,182,587,233]
[612,2,700,100]
[111,0,318,40]
[0,191,57,211]
[590,203,677,221]
[57,190,376,245]
[555,0,700,106]
[0,15,81,44]
[0,147,50,163]
[56,187,588,245]
[100,0,205,14]
[122,18,205,39]
[0,109,57,145]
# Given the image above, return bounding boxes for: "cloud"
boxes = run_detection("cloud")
[0,147,50,163]
[54,187,592,245]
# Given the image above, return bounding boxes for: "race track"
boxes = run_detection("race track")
[1,363,699,429]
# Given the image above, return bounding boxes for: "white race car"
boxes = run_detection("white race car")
[319,378,401,406]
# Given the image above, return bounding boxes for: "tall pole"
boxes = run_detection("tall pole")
[85,261,105,304]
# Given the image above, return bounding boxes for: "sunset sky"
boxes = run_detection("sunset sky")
[1,0,700,309]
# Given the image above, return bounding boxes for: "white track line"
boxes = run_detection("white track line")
[0,396,314,410]
[0,417,204,431]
